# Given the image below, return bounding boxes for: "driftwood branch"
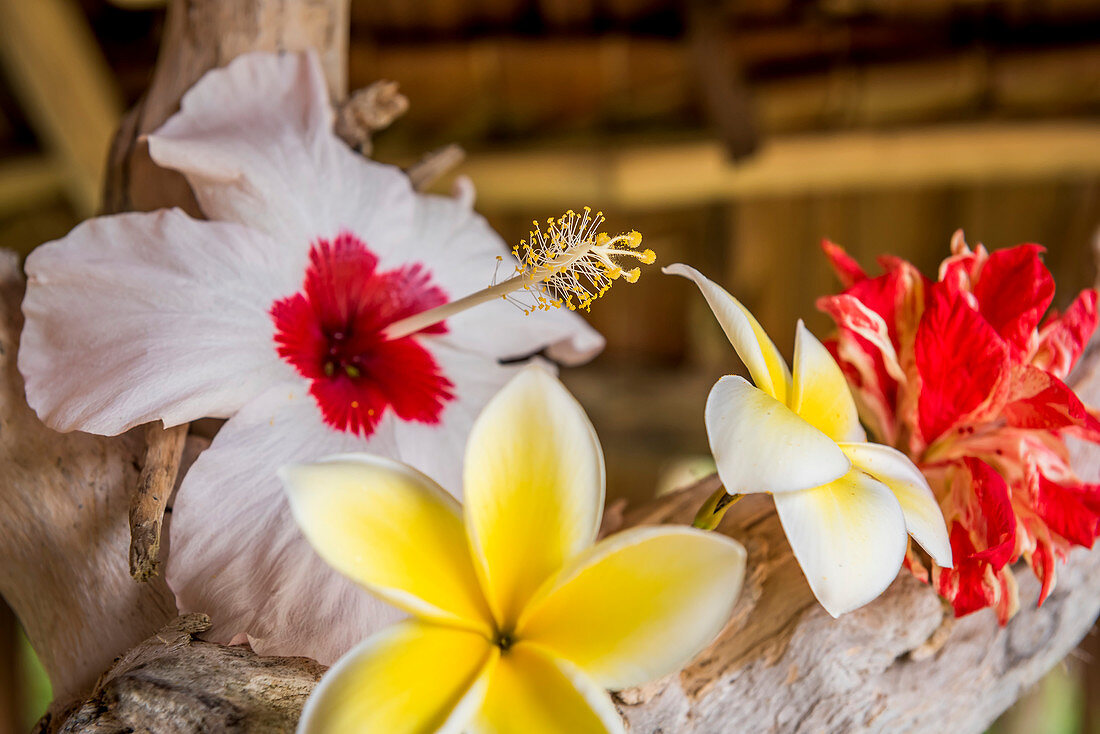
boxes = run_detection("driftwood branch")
[128,423,188,581]
[334,80,409,154]
[406,143,467,192]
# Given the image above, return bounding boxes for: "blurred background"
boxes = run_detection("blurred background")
[1,0,1099,731]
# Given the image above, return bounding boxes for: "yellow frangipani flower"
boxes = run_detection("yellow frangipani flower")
[281,365,746,734]
[666,263,951,618]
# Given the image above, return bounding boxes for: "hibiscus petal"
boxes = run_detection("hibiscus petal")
[791,321,865,443]
[19,209,298,435]
[705,375,850,495]
[299,621,496,734]
[148,51,415,253]
[838,442,952,567]
[391,345,529,496]
[664,263,791,403]
[773,470,908,617]
[167,382,411,665]
[517,526,745,690]
[472,644,625,734]
[463,365,604,627]
[404,192,604,366]
[281,455,493,632]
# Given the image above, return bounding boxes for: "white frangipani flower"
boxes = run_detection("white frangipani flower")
[667,264,952,617]
[18,51,603,664]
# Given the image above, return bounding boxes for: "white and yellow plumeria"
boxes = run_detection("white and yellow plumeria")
[281,365,746,734]
[666,264,952,617]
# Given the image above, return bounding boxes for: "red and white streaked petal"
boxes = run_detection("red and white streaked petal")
[705,376,850,495]
[1033,289,1099,379]
[664,263,792,404]
[773,470,908,617]
[816,293,906,384]
[148,51,415,253]
[967,244,1055,357]
[19,209,298,435]
[914,284,1011,443]
[1003,364,1100,440]
[402,192,604,366]
[821,239,867,288]
[791,320,865,443]
[166,381,408,665]
[838,442,952,568]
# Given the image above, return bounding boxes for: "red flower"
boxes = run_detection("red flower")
[818,232,1100,622]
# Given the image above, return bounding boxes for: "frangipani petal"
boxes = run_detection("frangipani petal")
[472,644,625,734]
[282,455,492,632]
[705,376,850,494]
[299,621,496,734]
[792,320,866,443]
[463,365,604,626]
[166,382,407,665]
[773,470,908,617]
[839,442,953,568]
[518,527,745,690]
[19,209,298,435]
[664,263,791,403]
[148,51,415,253]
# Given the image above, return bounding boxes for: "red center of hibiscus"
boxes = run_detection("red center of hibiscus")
[270,232,454,436]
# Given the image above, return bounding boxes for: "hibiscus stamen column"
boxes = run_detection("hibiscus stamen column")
[384,207,653,340]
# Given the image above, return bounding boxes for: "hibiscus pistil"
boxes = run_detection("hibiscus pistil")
[384,207,651,339]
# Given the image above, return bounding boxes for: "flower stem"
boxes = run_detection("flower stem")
[692,486,742,531]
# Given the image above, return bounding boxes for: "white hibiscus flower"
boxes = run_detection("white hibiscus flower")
[18,51,605,664]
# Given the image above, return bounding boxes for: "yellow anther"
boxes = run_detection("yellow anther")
[625,230,643,248]
[623,267,641,283]
[639,249,656,265]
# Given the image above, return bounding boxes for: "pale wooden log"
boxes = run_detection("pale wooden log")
[0,253,177,705]
[41,615,322,734]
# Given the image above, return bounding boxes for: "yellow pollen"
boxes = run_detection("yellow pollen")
[498,207,653,316]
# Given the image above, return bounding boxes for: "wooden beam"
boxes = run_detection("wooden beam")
[0,0,123,216]
[0,157,66,219]
[454,121,1100,209]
